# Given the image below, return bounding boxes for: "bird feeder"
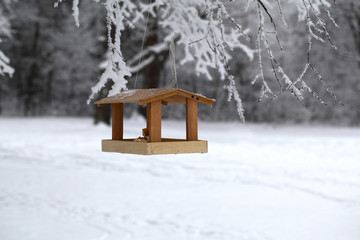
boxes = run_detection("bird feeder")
[95,88,215,155]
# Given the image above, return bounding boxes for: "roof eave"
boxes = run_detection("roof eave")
[138,90,178,105]
[94,88,216,106]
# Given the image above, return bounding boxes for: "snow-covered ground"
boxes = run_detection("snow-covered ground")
[0,117,359,240]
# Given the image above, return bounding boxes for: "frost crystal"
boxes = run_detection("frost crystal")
[0,8,14,77]
[72,0,80,28]
[62,0,339,119]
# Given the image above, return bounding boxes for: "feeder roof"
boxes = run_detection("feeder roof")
[94,88,215,106]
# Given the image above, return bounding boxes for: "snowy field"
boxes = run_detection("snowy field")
[0,117,360,240]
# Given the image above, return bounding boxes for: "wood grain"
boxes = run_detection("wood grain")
[112,103,123,140]
[186,99,198,141]
[102,139,208,155]
[148,100,161,142]
[95,88,215,106]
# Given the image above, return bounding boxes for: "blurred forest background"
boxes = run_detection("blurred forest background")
[0,0,359,125]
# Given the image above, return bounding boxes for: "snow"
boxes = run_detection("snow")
[72,0,80,28]
[116,89,136,99]
[0,117,360,240]
[0,49,14,77]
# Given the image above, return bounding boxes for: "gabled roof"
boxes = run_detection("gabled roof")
[95,88,215,106]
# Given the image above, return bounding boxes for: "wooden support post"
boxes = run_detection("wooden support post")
[146,103,151,130]
[147,101,161,142]
[112,103,123,140]
[186,98,198,141]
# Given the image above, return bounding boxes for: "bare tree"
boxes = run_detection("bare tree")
[55,0,343,120]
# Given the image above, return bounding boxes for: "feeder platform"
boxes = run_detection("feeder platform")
[102,138,208,155]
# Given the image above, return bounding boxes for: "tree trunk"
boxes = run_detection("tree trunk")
[24,21,40,116]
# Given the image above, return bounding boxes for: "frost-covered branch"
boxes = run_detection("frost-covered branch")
[127,41,169,73]
[87,0,138,103]
[65,0,254,109]
[252,0,342,107]
[0,4,14,77]
[60,0,341,119]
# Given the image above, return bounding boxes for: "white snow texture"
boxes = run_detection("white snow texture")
[0,117,359,240]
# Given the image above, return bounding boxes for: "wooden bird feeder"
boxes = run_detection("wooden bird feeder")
[95,88,215,155]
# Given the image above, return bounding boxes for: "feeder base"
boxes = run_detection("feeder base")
[102,138,208,155]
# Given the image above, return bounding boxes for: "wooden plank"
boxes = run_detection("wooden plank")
[161,138,187,142]
[138,90,177,105]
[148,100,161,142]
[101,139,208,155]
[112,103,123,140]
[148,140,207,155]
[177,89,215,106]
[146,103,151,130]
[186,99,198,141]
[102,139,148,155]
[95,88,215,105]
[95,88,215,106]
[163,95,186,104]
[95,89,175,105]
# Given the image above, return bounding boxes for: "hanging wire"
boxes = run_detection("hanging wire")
[134,0,152,89]
[168,39,178,89]
[134,0,178,89]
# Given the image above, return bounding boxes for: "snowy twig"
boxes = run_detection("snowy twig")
[0,6,14,77]
[59,0,342,119]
